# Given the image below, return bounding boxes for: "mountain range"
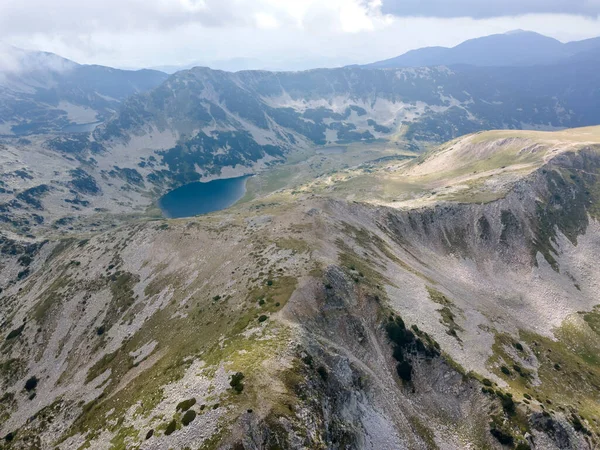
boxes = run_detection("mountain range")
[1,30,600,450]
[363,30,600,68]
[0,45,168,135]
[1,30,599,238]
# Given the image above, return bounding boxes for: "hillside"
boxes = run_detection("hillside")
[0,127,599,449]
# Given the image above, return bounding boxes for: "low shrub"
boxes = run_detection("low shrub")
[6,324,26,340]
[317,366,328,381]
[396,361,412,382]
[24,376,38,392]
[182,409,197,426]
[230,372,245,393]
[258,315,268,323]
[145,429,154,440]
[490,423,514,446]
[164,420,177,436]
[302,354,313,366]
[176,398,196,412]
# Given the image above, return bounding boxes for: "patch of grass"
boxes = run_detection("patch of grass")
[31,272,70,323]
[85,348,134,384]
[427,287,463,341]
[275,238,310,254]
[65,263,296,446]
[102,272,139,330]
[109,425,138,450]
[408,416,439,450]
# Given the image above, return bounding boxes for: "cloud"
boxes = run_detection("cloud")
[2,1,600,71]
[0,0,387,38]
[0,44,76,74]
[380,0,600,19]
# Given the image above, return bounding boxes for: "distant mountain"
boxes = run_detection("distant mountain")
[83,53,600,191]
[364,30,600,69]
[0,46,168,135]
[149,56,350,74]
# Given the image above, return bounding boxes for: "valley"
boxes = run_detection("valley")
[1,124,600,449]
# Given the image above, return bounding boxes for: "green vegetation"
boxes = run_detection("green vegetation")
[5,324,25,340]
[164,419,177,435]
[24,376,38,391]
[176,398,196,412]
[385,314,440,384]
[86,349,133,384]
[275,238,310,254]
[427,287,463,341]
[229,372,245,393]
[488,322,600,438]
[181,409,197,426]
[31,272,70,323]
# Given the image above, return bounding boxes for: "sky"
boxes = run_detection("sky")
[0,0,599,71]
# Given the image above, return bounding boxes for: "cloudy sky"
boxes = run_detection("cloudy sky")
[1,0,599,70]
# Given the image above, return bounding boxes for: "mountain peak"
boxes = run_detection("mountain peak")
[504,29,531,35]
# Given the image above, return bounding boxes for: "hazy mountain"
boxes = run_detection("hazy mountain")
[0,46,168,135]
[364,30,600,69]
[90,56,600,186]
[150,55,349,74]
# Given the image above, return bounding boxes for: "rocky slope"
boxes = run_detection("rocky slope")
[0,128,599,449]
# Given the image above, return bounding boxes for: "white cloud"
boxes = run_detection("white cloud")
[0,0,389,36]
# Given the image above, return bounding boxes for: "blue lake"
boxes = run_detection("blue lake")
[158,175,250,219]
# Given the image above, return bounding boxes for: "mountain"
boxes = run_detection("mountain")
[149,56,350,74]
[1,126,599,448]
[364,30,600,69]
[1,53,599,238]
[0,46,168,135]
